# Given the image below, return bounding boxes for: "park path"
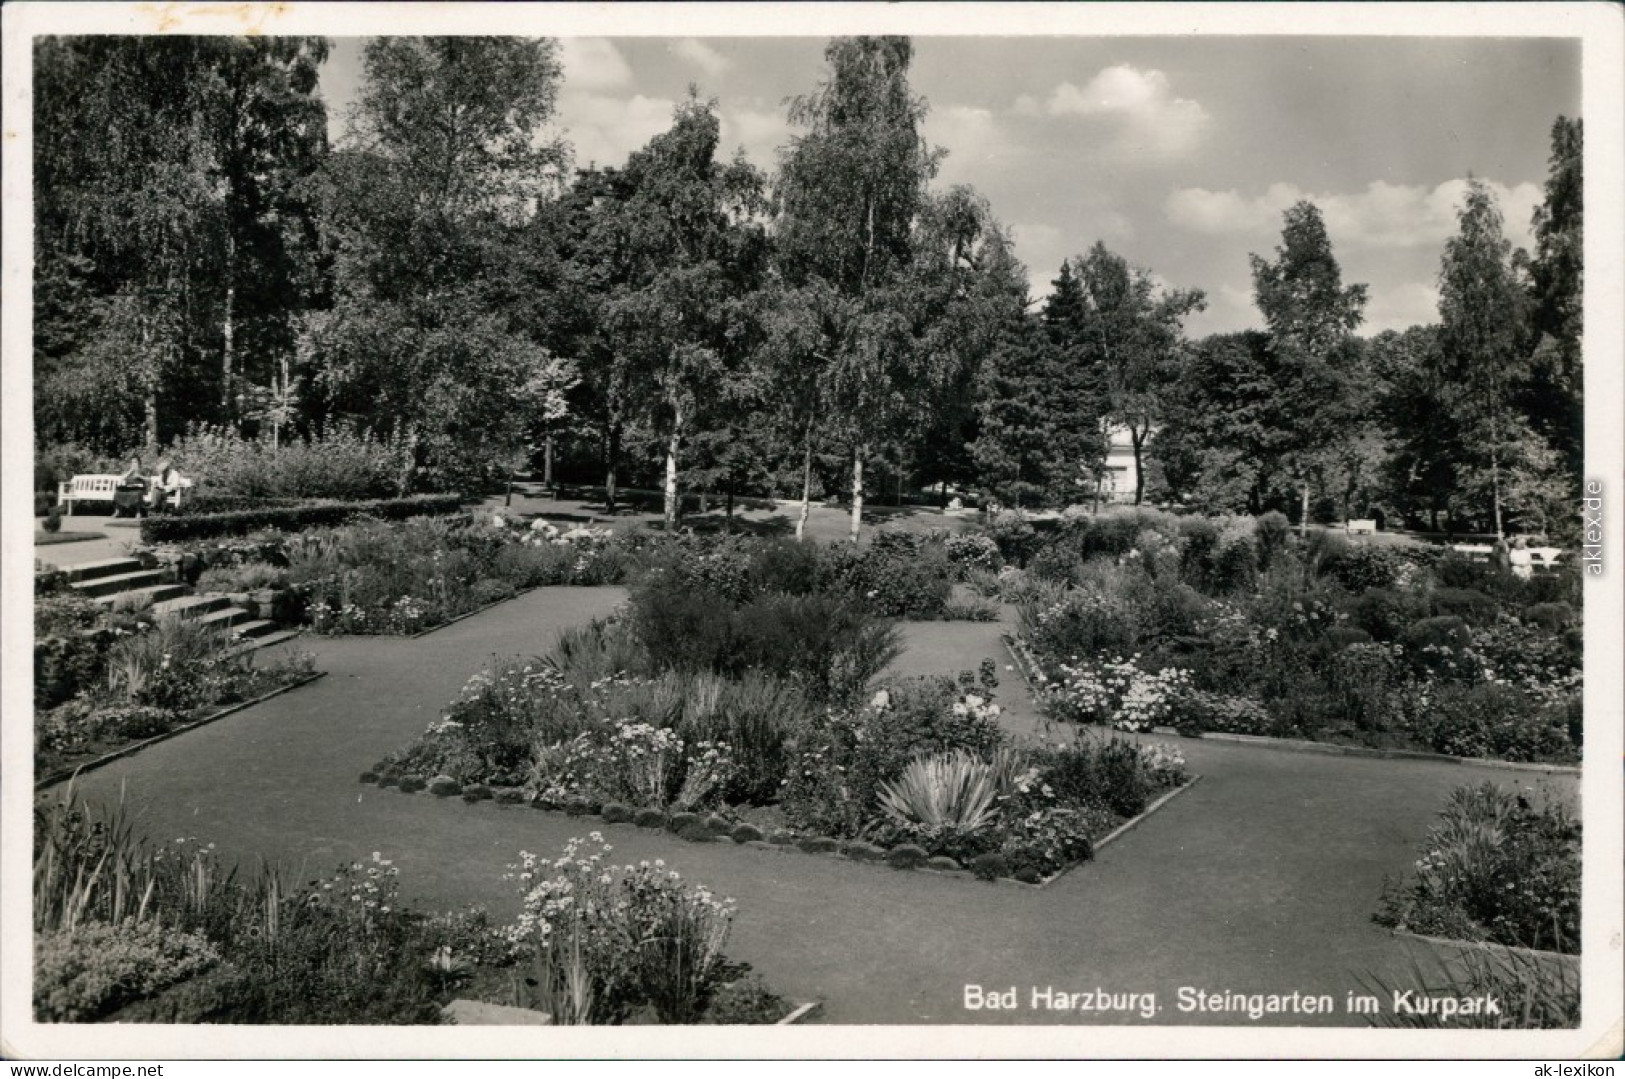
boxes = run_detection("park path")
[41,585,1574,1026]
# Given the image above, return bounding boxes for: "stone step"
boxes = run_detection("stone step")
[63,557,146,583]
[152,594,231,620]
[93,582,189,608]
[194,606,251,632]
[70,568,169,599]
[227,619,281,641]
[225,628,303,658]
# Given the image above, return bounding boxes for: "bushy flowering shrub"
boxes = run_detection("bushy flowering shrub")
[1039,656,1192,732]
[1377,783,1580,954]
[943,532,1002,576]
[35,919,221,1022]
[529,722,736,812]
[505,834,735,1024]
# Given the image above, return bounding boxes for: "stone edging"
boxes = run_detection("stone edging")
[1006,633,1580,776]
[408,586,540,639]
[1388,925,1578,963]
[35,671,327,791]
[361,769,1200,891]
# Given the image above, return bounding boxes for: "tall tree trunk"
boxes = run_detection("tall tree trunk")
[796,420,814,542]
[850,443,866,545]
[141,315,159,449]
[939,480,948,512]
[221,233,236,416]
[1299,482,1311,537]
[1131,425,1146,507]
[604,418,620,514]
[1490,446,1504,539]
[543,431,554,491]
[664,414,682,531]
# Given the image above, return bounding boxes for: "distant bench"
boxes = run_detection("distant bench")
[1345,519,1377,535]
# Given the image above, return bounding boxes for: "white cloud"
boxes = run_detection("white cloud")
[1164,178,1542,250]
[1027,65,1209,157]
[556,92,676,170]
[672,38,731,78]
[718,104,791,168]
[558,38,632,92]
[1364,281,1442,333]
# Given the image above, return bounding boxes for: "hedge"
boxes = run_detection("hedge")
[140,494,464,542]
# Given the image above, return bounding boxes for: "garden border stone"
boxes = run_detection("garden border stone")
[364,771,1203,890]
[1386,925,1578,963]
[34,671,327,791]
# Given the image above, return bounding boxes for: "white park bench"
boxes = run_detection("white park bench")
[1345,519,1377,535]
[56,474,121,515]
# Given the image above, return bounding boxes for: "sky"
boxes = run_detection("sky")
[318,35,1579,337]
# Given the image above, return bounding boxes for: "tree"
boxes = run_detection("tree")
[304,37,566,491]
[602,95,768,530]
[1370,326,1458,530]
[1249,201,1368,532]
[1437,179,1536,537]
[1071,242,1205,506]
[1524,117,1583,491]
[774,36,942,542]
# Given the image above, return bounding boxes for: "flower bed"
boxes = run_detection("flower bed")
[1009,511,1581,765]
[1375,782,1580,955]
[33,792,787,1025]
[365,592,1192,885]
[32,582,317,779]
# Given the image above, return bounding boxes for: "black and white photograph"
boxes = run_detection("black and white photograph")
[2,1,1621,1063]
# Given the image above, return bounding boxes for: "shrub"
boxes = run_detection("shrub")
[1430,587,1497,624]
[943,533,1002,576]
[1412,683,1576,763]
[196,561,290,593]
[699,971,789,1024]
[428,775,461,797]
[941,592,1001,622]
[469,578,519,607]
[667,811,702,835]
[730,822,765,844]
[1211,534,1259,594]
[397,775,426,793]
[1403,615,1472,654]
[163,424,409,504]
[797,836,839,854]
[887,843,930,870]
[508,835,736,1024]
[969,852,1009,881]
[1326,546,1401,592]
[43,507,63,533]
[1521,602,1574,631]
[634,808,667,829]
[1344,587,1425,641]
[35,920,221,1022]
[141,494,463,543]
[1376,783,1579,954]
[747,538,824,596]
[986,511,1039,565]
[601,803,634,824]
[926,855,960,871]
[1255,511,1291,569]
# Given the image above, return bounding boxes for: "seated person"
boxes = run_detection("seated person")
[114,457,148,517]
[145,458,182,511]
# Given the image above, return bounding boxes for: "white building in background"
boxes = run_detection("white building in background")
[1097,424,1141,505]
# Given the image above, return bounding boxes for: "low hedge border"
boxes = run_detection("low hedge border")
[361,770,1201,890]
[140,494,464,543]
[35,671,327,791]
